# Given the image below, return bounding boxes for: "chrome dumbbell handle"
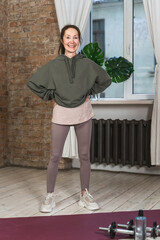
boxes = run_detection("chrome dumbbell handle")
[99,227,109,231]
[99,226,134,235]
[146,225,160,232]
[118,223,135,228]
[99,227,151,237]
[115,228,134,235]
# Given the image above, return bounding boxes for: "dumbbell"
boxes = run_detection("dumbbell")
[99,221,135,239]
[117,209,142,229]
[99,221,153,239]
[147,222,160,239]
[118,219,134,231]
[99,209,143,238]
[118,220,160,239]
[117,210,143,230]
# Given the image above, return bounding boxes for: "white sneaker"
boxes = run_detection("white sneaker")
[78,188,100,211]
[40,193,55,213]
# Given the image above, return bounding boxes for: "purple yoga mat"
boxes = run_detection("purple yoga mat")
[0,210,160,240]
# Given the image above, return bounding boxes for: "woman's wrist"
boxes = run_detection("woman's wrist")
[86,96,90,102]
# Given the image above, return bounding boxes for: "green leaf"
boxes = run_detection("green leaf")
[105,57,134,83]
[81,43,104,66]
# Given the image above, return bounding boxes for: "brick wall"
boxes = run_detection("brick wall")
[7,0,60,168]
[0,0,8,167]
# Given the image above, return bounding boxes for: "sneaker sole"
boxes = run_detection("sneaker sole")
[78,200,99,211]
[40,202,56,213]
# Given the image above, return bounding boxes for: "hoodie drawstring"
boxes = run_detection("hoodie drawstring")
[64,57,77,84]
[71,59,76,79]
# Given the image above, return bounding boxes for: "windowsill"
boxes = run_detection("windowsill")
[91,99,154,105]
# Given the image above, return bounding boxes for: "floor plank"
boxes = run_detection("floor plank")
[0,166,159,218]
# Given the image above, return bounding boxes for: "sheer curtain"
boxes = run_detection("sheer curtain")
[143,0,160,165]
[54,0,92,158]
[54,0,92,35]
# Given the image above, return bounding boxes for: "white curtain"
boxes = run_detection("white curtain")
[143,0,160,165]
[54,0,92,158]
[54,0,92,35]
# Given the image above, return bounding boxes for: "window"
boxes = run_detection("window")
[91,0,155,100]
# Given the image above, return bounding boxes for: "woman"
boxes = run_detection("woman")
[27,24,111,213]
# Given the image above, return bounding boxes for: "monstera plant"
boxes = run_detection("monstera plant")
[81,42,134,83]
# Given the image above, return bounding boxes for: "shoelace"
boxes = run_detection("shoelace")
[44,193,53,204]
[85,188,93,200]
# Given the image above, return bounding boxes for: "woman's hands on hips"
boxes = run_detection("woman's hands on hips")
[86,96,90,102]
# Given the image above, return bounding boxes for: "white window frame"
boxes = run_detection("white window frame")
[88,0,155,100]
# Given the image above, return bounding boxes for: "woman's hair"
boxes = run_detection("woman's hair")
[58,24,82,55]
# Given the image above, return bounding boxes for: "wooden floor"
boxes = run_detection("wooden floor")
[0,166,160,218]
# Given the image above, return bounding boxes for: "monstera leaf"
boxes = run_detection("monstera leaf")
[105,57,134,83]
[81,43,104,66]
[81,43,134,83]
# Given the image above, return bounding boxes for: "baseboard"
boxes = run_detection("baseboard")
[72,158,160,175]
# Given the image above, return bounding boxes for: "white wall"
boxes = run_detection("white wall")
[92,101,152,120]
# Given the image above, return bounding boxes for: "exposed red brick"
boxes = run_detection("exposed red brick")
[0,0,8,166]
[46,18,54,24]
[5,0,62,167]
[0,0,70,169]
[10,21,18,27]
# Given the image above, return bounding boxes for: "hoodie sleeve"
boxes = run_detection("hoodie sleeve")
[89,61,112,95]
[27,62,55,101]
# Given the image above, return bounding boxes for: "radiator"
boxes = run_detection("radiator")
[90,119,151,167]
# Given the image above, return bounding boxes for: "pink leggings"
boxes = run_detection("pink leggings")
[47,119,92,193]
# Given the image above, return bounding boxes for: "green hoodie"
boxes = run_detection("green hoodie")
[27,53,111,108]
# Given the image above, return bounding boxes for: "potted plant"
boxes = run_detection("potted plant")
[81,42,134,84]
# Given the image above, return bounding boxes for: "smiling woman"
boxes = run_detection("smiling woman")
[58,25,82,56]
[62,28,80,56]
[27,24,111,213]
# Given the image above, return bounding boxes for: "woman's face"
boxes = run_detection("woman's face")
[62,28,80,55]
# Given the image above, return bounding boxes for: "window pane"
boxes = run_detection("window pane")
[92,0,124,98]
[93,20,105,52]
[133,0,155,94]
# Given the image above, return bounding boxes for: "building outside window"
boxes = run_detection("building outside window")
[93,19,105,53]
[91,0,155,100]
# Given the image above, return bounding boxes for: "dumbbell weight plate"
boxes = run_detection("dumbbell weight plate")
[152,221,157,239]
[128,219,134,230]
[110,222,116,239]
